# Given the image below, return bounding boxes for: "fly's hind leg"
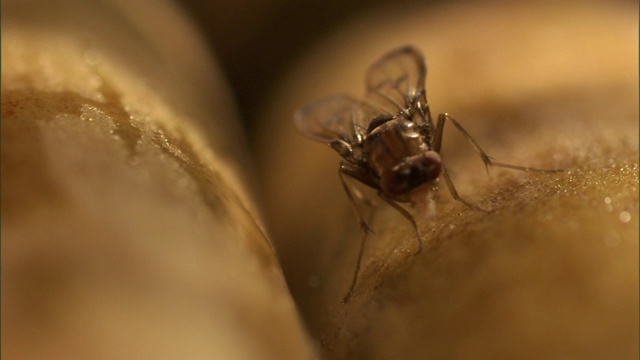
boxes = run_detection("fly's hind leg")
[433,113,563,173]
[440,164,491,213]
[432,113,562,210]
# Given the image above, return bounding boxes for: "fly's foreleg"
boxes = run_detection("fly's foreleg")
[378,192,424,254]
[339,163,375,302]
[440,164,491,213]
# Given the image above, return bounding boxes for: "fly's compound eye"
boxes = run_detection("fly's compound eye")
[381,151,442,196]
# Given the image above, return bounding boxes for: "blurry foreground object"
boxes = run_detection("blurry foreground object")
[1,0,315,359]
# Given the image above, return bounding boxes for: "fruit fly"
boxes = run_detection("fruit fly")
[294,46,560,302]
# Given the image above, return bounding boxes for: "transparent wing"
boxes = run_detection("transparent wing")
[294,94,379,144]
[365,46,427,117]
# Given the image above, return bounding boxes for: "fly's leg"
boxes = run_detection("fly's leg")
[342,227,368,303]
[343,192,424,302]
[434,113,562,173]
[339,163,376,234]
[441,165,491,213]
[378,193,423,254]
[339,163,375,303]
[432,113,561,210]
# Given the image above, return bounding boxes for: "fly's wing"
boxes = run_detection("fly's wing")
[365,46,428,120]
[294,94,379,145]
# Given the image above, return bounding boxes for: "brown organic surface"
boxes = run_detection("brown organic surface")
[257,1,639,359]
[1,1,315,359]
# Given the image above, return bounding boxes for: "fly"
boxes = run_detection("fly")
[293,46,561,302]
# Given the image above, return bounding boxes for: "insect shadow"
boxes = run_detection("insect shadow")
[294,46,562,303]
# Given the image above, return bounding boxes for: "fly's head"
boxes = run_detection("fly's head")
[380,150,442,197]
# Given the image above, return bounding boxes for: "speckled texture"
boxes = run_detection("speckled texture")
[257,1,638,359]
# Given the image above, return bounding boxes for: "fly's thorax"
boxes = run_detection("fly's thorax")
[363,119,426,173]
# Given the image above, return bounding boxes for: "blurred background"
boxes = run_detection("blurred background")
[173,0,448,145]
[172,0,636,150]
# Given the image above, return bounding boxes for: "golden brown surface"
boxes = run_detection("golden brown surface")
[257,1,638,359]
